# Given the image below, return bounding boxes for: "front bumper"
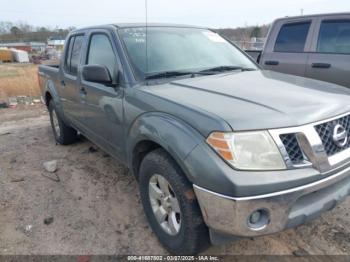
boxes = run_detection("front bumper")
[194,165,350,237]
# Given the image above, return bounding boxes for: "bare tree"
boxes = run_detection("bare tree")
[0,21,74,43]
[10,26,22,36]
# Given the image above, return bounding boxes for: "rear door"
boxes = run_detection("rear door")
[79,30,125,158]
[60,33,87,129]
[261,19,315,77]
[305,15,350,88]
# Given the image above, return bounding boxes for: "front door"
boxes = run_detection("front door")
[261,20,313,77]
[80,30,125,158]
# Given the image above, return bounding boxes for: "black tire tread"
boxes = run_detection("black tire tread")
[48,100,77,145]
[139,148,210,255]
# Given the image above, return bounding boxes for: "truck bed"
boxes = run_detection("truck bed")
[38,64,60,95]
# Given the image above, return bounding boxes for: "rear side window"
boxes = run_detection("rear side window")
[87,34,117,82]
[274,22,311,52]
[317,20,350,54]
[64,37,74,73]
[64,35,84,75]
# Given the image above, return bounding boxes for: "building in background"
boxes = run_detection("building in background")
[29,42,46,53]
[0,42,32,52]
[47,36,65,51]
[0,42,46,53]
[233,37,266,50]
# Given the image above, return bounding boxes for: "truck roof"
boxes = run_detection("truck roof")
[113,23,207,29]
[71,23,207,34]
[274,12,350,22]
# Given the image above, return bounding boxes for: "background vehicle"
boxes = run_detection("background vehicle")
[39,24,350,255]
[246,13,350,88]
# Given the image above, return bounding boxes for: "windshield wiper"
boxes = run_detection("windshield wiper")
[145,70,213,80]
[199,66,256,73]
[144,66,254,80]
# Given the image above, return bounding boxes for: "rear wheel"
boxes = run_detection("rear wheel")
[139,148,210,255]
[48,100,77,145]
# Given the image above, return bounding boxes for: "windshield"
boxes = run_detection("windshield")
[118,27,258,79]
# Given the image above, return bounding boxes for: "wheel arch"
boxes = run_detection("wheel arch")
[43,79,67,122]
[43,79,58,104]
[131,140,162,180]
[127,112,204,182]
[45,91,53,107]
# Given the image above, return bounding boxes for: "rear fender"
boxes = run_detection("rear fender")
[44,79,65,120]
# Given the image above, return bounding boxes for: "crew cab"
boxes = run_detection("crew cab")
[246,13,350,88]
[39,24,350,255]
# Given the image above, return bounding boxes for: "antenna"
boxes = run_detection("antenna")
[145,0,149,80]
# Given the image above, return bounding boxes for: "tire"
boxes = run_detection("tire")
[139,148,210,255]
[48,100,77,145]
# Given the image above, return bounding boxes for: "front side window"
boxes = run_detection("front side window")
[317,20,350,54]
[274,22,311,53]
[87,34,117,82]
[119,27,257,79]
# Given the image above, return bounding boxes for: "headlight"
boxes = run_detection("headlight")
[206,131,286,170]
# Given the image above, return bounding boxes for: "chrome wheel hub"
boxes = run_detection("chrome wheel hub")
[52,110,61,138]
[149,174,181,235]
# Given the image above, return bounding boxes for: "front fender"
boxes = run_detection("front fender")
[127,112,204,181]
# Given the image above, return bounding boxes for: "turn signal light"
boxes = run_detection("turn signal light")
[206,132,234,161]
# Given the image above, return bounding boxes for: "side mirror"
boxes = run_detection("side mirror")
[82,64,112,85]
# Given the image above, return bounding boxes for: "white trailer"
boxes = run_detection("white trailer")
[11,49,30,63]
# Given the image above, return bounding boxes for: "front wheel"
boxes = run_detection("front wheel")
[139,148,210,255]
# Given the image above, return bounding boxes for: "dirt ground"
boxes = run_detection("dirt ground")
[0,105,349,256]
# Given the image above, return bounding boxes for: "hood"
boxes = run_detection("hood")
[144,70,350,131]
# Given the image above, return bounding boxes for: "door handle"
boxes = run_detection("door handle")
[312,63,331,69]
[265,60,279,66]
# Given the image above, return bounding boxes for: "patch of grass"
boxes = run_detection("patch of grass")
[0,64,41,97]
[0,70,20,78]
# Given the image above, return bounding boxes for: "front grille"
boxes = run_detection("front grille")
[315,115,350,156]
[280,133,304,165]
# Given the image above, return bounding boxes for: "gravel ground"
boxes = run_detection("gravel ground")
[0,105,349,256]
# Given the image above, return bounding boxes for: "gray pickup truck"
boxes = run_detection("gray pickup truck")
[39,24,350,255]
[246,13,350,88]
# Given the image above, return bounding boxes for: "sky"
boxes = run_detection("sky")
[0,0,349,29]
